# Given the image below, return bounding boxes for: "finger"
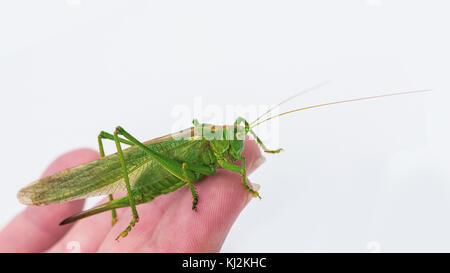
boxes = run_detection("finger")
[0,148,99,252]
[48,184,191,252]
[98,138,264,252]
[46,196,115,253]
[242,136,266,175]
[147,170,256,252]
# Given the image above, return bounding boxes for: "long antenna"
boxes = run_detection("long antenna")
[250,89,431,129]
[249,81,331,126]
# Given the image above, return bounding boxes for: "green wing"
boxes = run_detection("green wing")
[18,137,208,205]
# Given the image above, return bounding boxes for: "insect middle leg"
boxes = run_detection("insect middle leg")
[182,161,217,210]
[98,131,134,226]
[218,157,261,199]
[182,163,198,210]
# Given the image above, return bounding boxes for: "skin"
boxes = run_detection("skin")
[0,137,264,253]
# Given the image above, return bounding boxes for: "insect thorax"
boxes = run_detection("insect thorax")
[196,124,245,162]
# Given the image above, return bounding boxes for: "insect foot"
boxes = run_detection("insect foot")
[250,190,262,200]
[263,148,283,154]
[192,199,198,211]
[115,217,139,241]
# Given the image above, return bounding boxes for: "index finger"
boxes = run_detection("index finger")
[0,148,99,253]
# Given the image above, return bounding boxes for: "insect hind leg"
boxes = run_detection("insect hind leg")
[111,128,140,241]
[98,131,136,226]
[99,131,134,146]
[98,131,122,226]
[113,126,218,214]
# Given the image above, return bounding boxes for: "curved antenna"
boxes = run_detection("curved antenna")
[250,89,431,129]
[249,80,331,126]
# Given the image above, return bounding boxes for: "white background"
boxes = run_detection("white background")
[1,1,449,252]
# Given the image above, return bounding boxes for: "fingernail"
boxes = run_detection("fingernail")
[253,155,266,170]
[251,182,261,192]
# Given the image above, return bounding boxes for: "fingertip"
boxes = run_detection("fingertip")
[243,137,264,174]
[0,148,100,252]
[142,170,254,252]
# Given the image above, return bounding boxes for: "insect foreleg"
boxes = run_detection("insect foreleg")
[249,129,282,154]
[234,117,281,153]
[218,157,261,199]
[113,130,139,241]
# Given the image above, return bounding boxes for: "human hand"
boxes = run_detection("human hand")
[0,138,264,252]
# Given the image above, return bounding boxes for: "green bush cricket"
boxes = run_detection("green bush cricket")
[17,89,429,241]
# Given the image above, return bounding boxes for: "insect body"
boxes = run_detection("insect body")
[18,119,270,240]
[17,89,429,240]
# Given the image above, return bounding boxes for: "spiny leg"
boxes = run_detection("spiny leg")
[218,157,261,199]
[239,156,261,199]
[99,131,134,146]
[182,163,198,210]
[97,133,117,226]
[249,129,282,154]
[184,162,217,210]
[98,131,135,226]
[113,129,139,241]
[192,119,200,126]
[115,126,195,180]
[234,117,282,153]
[114,126,217,211]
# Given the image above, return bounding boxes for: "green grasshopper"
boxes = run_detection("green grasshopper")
[17,89,428,240]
